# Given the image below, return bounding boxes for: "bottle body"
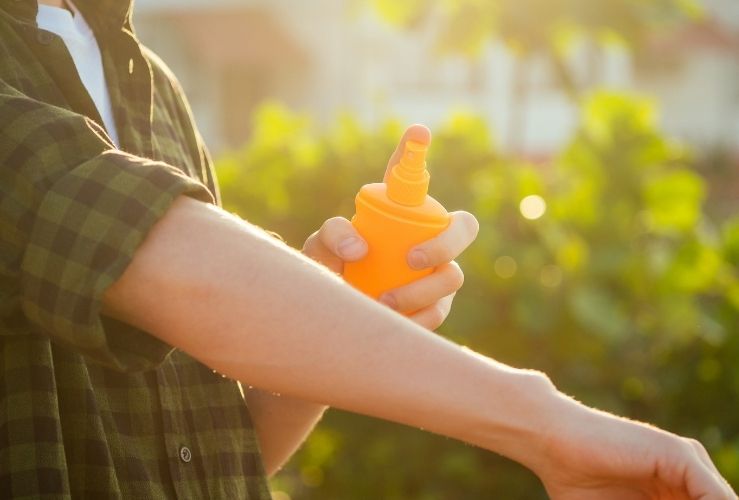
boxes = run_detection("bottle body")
[343,183,450,303]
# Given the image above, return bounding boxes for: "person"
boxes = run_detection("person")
[0,0,735,498]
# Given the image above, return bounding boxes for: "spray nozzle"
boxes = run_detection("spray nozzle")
[386,140,430,206]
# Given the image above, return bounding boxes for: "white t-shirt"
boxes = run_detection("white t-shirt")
[36,2,120,147]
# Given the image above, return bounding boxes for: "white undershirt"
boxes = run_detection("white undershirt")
[37,3,120,147]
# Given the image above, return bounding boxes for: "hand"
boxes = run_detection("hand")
[302,125,479,330]
[534,397,737,500]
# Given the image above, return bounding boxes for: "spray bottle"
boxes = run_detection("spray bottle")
[343,140,450,311]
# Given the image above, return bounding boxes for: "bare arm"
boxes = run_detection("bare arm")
[243,388,327,476]
[103,196,549,465]
[103,196,735,499]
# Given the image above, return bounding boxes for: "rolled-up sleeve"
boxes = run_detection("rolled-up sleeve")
[1,81,213,371]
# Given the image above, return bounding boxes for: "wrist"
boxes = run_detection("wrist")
[472,367,570,472]
[508,383,601,479]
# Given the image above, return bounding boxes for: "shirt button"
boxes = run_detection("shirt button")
[179,446,192,463]
[36,31,54,45]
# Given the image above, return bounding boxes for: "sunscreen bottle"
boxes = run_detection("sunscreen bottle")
[343,140,450,309]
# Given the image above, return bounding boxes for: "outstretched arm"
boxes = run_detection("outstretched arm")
[103,196,547,463]
[103,196,735,499]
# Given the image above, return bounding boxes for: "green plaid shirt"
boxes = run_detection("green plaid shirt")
[0,0,271,497]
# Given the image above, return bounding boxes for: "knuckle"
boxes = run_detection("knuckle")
[320,216,348,235]
[319,217,355,252]
[384,291,405,312]
[440,267,463,292]
[687,438,707,454]
[428,303,447,328]
[456,211,480,239]
[431,245,456,265]
[446,262,465,290]
[302,231,321,253]
[678,437,701,457]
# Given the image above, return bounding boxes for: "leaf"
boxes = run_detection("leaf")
[569,284,630,340]
[644,169,705,234]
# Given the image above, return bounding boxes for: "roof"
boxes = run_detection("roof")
[649,18,739,54]
[141,7,309,68]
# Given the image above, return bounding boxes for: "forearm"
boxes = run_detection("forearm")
[245,388,327,476]
[103,197,559,470]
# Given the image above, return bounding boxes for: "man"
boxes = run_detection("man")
[0,0,735,498]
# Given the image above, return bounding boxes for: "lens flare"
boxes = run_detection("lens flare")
[520,195,547,220]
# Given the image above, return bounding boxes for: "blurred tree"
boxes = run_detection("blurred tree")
[359,0,701,153]
[364,0,700,82]
[217,92,739,498]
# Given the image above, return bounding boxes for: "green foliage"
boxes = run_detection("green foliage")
[216,92,738,498]
[218,104,404,248]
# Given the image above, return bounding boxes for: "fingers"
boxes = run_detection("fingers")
[302,217,367,274]
[406,294,455,331]
[379,262,464,314]
[660,438,737,500]
[687,439,726,485]
[408,211,479,270]
[302,231,344,273]
[384,124,432,182]
[317,217,367,261]
[684,459,735,500]
[685,439,738,500]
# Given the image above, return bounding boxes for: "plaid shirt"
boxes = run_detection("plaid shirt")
[0,0,271,497]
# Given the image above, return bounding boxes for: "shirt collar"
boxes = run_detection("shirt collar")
[2,0,133,32]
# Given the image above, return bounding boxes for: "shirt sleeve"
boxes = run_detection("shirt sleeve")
[0,81,214,372]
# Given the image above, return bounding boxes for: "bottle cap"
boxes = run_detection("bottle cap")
[386,140,430,206]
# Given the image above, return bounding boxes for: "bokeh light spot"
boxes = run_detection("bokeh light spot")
[494,256,517,279]
[540,265,563,288]
[520,195,547,220]
[301,466,324,487]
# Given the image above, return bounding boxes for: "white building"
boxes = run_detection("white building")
[133,0,739,157]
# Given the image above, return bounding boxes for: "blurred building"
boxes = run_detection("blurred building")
[636,4,739,153]
[134,0,739,158]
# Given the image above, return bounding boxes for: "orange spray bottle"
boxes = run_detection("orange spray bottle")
[343,140,450,310]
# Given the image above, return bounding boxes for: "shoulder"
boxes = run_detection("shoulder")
[140,45,191,111]
[137,44,221,203]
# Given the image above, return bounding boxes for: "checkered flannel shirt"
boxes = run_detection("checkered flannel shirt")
[0,0,272,497]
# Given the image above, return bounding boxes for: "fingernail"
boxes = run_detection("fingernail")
[337,237,366,259]
[408,249,429,269]
[379,294,398,310]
